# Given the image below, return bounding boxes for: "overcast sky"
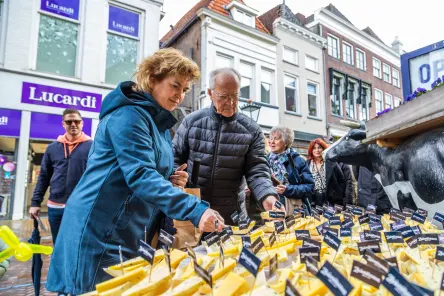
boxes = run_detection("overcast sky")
[159,0,443,52]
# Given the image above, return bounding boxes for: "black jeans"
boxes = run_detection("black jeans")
[48,207,65,245]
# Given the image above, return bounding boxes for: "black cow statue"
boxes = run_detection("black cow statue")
[325,122,444,219]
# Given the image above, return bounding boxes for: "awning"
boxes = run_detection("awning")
[294,131,324,142]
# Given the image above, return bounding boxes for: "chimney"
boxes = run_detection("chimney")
[391,36,403,55]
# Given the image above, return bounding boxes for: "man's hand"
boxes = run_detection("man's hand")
[262,195,286,212]
[275,185,286,195]
[29,207,41,217]
[170,163,188,189]
[198,209,225,232]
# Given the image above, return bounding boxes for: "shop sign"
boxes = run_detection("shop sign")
[30,112,92,140]
[40,0,80,21]
[21,82,102,113]
[108,5,139,38]
[0,109,21,137]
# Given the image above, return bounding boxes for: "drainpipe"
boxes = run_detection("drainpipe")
[322,46,329,137]
[200,17,211,109]
[190,48,195,111]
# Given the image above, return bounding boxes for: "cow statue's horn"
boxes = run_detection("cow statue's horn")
[340,120,362,129]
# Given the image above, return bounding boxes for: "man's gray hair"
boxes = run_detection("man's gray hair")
[209,67,241,89]
[271,125,294,149]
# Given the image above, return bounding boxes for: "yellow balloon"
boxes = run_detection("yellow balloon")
[0,225,53,262]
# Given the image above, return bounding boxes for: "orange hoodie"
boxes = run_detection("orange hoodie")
[57,132,92,158]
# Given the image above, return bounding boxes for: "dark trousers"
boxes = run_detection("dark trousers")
[48,207,65,245]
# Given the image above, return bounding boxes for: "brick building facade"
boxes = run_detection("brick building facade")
[305,5,403,138]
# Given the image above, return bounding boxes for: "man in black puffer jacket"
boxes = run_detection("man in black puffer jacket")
[173,68,281,223]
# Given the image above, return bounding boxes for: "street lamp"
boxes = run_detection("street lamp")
[240,99,262,122]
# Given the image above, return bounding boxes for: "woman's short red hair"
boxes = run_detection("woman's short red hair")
[308,138,329,160]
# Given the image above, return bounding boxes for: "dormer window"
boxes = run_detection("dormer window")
[235,10,254,27]
[226,1,257,28]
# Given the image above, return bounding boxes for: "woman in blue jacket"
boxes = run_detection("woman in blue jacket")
[46,48,224,295]
[267,125,314,215]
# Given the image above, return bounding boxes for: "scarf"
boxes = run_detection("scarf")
[267,148,292,185]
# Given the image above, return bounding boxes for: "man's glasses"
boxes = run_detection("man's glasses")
[64,120,82,125]
[212,90,239,103]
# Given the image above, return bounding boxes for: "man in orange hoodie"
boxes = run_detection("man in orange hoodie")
[30,109,93,244]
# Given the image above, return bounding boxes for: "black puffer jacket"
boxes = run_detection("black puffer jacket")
[173,105,278,223]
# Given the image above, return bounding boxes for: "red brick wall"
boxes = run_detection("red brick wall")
[165,19,203,111]
[322,26,403,127]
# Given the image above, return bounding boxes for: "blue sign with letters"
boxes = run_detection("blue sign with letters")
[40,0,80,20]
[401,40,444,98]
[108,5,140,38]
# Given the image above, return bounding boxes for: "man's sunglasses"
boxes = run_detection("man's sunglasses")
[64,120,82,125]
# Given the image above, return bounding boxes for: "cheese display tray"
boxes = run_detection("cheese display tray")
[80,208,444,296]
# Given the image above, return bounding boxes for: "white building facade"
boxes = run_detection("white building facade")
[197,3,280,131]
[0,0,164,220]
[272,16,327,154]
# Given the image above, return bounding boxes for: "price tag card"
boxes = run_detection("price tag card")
[317,261,353,296]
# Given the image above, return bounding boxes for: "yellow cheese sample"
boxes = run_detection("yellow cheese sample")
[98,282,132,296]
[170,249,187,270]
[213,272,246,296]
[269,269,294,294]
[96,266,146,293]
[171,276,204,296]
[121,263,172,296]
[211,258,236,282]
[232,221,256,235]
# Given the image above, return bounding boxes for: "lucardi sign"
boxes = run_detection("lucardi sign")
[21,82,102,113]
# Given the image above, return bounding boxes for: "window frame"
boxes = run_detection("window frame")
[385,93,393,109]
[327,34,340,59]
[305,55,319,73]
[307,81,320,118]
[103,2,143,85]
[373,57,382,79]
[359,86,370,121]
[260,67,273,104]
[342,41,354,65]
[239,60,254,100]
[394,96,402,107]
[374,88,383,114]
[283,46,298,65]
[382,63,391,83]
[33,2,85,78]
[215,52,234,68]
[0,0,8,66]
[346,80,357,120]
[284,73,300,114]
[331,74,344,116]
[392,68,400,88]
[356,48,366,71]
[235,9,254,27]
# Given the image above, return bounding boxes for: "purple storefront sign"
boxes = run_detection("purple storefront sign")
[30,112,92,140]
[40,0,80,20]
[21,82,102,113]
[0,109,21,137]
[108,5,139,38]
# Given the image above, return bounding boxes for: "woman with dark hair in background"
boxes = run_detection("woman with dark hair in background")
[307,138,347,206]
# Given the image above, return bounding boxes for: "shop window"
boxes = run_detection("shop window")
[0,138,17,220]
[105,5,140,85]
[36,14,79,77]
